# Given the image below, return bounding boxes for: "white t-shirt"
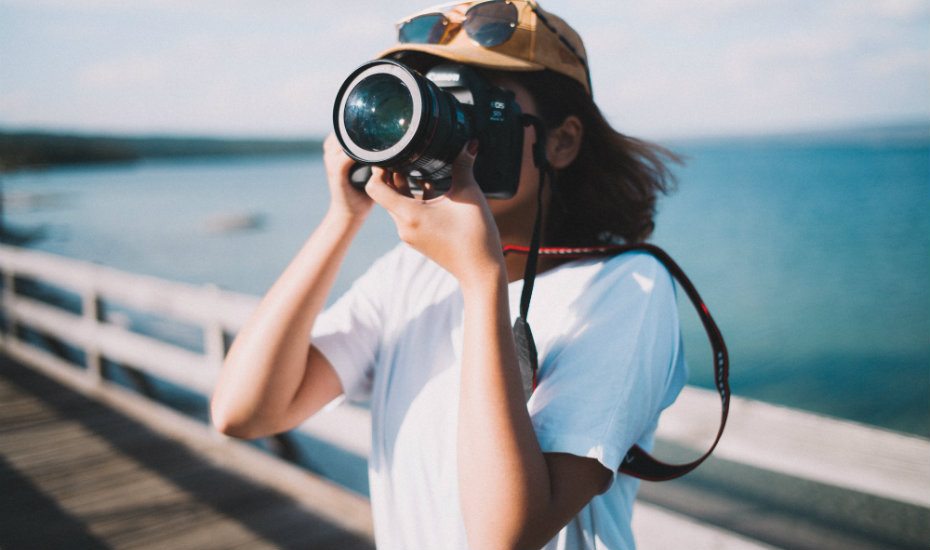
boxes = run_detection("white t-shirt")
[312,243,687,550]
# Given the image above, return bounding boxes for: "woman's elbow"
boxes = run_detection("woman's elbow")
[210,398,269,439]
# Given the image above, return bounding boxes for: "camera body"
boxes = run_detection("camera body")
[333,59,524,198]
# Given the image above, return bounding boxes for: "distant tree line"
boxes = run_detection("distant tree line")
[0,130,323,171]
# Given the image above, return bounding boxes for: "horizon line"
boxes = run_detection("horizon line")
[3,117,928,144]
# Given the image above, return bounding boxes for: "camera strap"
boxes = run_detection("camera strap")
[506,242,730,481]
[509,115,730,481]
[511,115,549,400]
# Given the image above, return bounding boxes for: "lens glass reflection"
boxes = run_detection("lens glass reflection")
[344,73,414,152]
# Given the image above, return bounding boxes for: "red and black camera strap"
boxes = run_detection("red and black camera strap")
[508,117,730,481]
[505,241,730,481]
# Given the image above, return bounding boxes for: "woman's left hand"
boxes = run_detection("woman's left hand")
[365,142,505,289]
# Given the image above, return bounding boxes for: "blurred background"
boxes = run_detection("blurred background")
[1,1,928,436]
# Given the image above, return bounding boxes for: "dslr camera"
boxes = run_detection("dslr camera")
[333,59,524,198]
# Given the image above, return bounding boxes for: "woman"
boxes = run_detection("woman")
[212,2,686,548]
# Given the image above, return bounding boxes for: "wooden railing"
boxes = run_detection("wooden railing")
[1,243,928,546]
[0,243,370,456]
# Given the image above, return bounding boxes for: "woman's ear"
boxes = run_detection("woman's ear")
[546,115,583,169]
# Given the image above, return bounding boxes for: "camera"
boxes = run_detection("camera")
[333,59,524,198]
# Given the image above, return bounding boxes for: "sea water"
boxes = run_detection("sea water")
[3,129,928,438]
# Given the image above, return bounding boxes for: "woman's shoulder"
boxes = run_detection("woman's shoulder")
[604,250,674,293]
[543,249,673,298]
[604,249,670,277]
[531,249,677,337]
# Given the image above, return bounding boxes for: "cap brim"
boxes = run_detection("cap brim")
[378,43,545,73]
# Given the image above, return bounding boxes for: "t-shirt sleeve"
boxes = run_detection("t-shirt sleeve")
[311,247,398,402]
[528,253,687,477]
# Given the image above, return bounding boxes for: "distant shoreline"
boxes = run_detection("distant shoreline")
[2,121,927,173]
[0,130,323,172]
[663,121,930,148]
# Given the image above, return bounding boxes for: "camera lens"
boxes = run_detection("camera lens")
[335,60,429,165]
[343,73,414,152]
[334,59,523,198]
[333,60,472,188]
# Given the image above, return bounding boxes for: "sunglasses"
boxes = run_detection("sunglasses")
[397,0,591,91]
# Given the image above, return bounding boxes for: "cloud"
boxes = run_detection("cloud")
[1,0,927,138]
[842,0,930,20]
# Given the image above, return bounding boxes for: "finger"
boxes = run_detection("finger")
[450,140,480,193]
[323,132,338,151]
[323,133,353,179]
[324,132,346,159]
[365,167,414,212]
[392,171,415,198]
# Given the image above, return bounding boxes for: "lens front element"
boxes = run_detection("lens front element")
[343,73,414,152]
[335,61,426,164]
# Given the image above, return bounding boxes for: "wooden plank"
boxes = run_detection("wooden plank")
[0,357,374,549]
[0,401,62,432]
[0,350,375,539]
[126,516,271,550]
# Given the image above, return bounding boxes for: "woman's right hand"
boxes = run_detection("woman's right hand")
[323,132,373,219]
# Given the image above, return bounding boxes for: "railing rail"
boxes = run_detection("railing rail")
[0,243,369,451]
[1,243,927,535]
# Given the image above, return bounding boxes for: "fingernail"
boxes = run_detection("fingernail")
[467,139,479,155]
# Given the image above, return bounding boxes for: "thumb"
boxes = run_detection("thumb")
[365,167,408,213]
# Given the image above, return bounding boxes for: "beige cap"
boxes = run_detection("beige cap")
[378,1,591,94]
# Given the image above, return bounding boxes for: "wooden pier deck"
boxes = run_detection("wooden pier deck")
[0,356,373,549]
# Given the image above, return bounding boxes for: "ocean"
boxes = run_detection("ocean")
[3,127,928,438]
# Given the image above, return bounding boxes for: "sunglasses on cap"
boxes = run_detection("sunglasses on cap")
[397,0,591,91]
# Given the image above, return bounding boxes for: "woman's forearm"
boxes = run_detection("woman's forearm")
[211,209,364,437]
[457,269,554,549]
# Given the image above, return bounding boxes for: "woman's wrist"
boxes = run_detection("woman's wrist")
[459,259,508,300]
[323,205,369,231]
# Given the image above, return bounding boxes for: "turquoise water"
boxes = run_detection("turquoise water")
[3,129,929,437]
[653,134,930,436]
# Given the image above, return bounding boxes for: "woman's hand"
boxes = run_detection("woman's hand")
[365,142,506,289]
[323,133,373,219]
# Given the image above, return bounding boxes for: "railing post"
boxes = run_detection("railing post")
[204,283,226,375]
[1,267,17,348]
[82,282,102,386]
[203,283,227,434]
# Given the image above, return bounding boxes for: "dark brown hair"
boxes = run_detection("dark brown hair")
[393,52,680,244]
[514,70,681,246]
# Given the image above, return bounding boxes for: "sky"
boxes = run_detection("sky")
[1,0,928,140]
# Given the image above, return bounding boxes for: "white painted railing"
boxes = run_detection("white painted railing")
[0,243,370,453]
[1,243,928,546]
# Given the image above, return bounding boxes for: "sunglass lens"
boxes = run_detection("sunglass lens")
[399,13,448,44]
[464,1,518,47]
